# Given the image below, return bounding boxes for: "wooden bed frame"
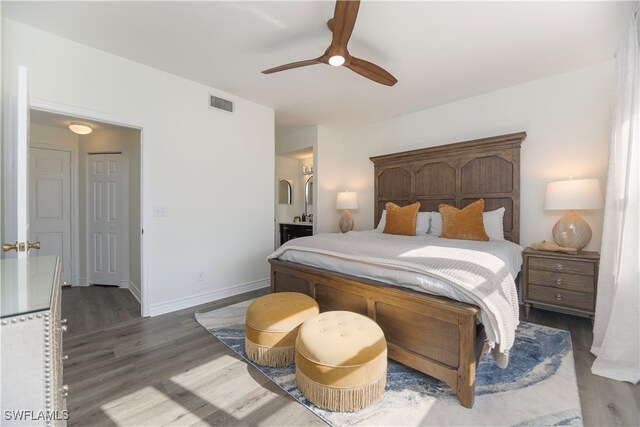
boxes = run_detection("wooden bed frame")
[269,132,526,408]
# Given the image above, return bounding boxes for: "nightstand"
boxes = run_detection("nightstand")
[522,247,599,320]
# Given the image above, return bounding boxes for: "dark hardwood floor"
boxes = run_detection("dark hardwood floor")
[62,286,140,336]
[62,287,639,426]
[62,286,323,426]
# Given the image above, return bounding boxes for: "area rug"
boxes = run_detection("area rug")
[196,300,583,426]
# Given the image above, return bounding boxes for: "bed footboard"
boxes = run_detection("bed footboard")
[269,258,486,408]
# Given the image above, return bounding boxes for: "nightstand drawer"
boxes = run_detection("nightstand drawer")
[528,285,595,312]
[528,257,594,276]
[528,269,595,293]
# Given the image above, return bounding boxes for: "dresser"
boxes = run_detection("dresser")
[1,256,67,426]
[522,248,599,320]
[279,222,313,245]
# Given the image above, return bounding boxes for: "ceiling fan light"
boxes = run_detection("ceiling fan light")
[328,55,345,67]
[69,122,93,135]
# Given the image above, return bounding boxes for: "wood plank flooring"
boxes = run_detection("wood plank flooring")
[62,286,140,336]
[62,287,639,426]
[62,287,324,426]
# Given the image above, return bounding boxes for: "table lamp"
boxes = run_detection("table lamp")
[544,178,604,251]
[336,191,358,233]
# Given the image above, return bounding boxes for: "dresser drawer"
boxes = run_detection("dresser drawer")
[528,257,594,276]
[528,269,595,293]
[528,285,595,312]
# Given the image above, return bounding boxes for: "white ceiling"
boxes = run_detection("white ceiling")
[30,109,129,133]
[4,1,635,134]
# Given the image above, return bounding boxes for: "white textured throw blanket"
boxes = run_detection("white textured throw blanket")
[269,232,521,368]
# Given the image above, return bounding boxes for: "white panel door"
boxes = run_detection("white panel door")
[29,148,72,283]
[88,153,124,285]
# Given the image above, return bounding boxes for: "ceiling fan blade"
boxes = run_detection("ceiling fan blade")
[328,0,360,54]
[346,56,398,86]
[262,58,325,74]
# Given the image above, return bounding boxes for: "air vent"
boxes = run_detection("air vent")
[210,95,233,113]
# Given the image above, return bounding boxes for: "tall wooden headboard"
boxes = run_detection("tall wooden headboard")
[369,132,526,243]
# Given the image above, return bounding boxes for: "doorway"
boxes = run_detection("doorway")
[28,108,143,316]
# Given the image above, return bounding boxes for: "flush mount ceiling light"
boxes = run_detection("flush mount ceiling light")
[68,122,93,135]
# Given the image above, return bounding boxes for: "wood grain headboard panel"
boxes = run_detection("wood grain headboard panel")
[370,132,526,243]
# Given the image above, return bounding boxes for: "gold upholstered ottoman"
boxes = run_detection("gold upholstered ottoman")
[245,292,319,367]
[295,311,387,412]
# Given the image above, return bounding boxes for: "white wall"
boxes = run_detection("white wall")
[276,127,317,156]
[315,125,344,233]
[3,19,275,315]
[326,61,613,251]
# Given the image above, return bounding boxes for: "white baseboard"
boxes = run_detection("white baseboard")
[149,278,269,317]
[77,278,89,287]
[119,280,141,303]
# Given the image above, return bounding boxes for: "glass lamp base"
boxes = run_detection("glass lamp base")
[339,210,354,233]
[552,210,592,251]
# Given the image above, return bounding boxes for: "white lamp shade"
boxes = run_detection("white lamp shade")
[544,178,604,210]
[336,191,358,210]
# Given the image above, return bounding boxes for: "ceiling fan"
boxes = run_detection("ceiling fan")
[262,0,397,87]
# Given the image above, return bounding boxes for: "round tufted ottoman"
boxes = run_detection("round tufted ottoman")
[295,311,387,412]
[245,292,319,367]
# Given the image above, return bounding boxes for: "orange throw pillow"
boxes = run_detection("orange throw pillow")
[439,199,489,241]
[383,202,421,236]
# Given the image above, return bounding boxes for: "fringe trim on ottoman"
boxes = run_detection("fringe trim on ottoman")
[245,338,295,367]
[295,367,387,412]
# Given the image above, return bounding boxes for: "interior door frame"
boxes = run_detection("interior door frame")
[30,99,150,317]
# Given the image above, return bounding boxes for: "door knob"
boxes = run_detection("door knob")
[27,241,41,251]
[2,242,18,252]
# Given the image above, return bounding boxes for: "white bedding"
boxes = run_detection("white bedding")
[268,230,523,367]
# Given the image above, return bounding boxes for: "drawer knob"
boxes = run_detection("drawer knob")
[62,385,69,392]
[556,278,563,285]
[61,318,68,325]
[556,264,563,271]
[61,325,68,332]
[62,355,69,360]
[556,294,563,301]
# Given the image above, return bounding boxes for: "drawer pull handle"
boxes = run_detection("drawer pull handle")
[556,294,562,301]
[556,278,563,285]
[61,325,68,332]
[556,264,563,271]
[61,318,68,325]
[62,355,69,360]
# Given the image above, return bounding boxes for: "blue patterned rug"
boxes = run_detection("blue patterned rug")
[196,300,583,426]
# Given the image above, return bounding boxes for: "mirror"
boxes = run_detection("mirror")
[304,175,313,215]
[278,179,292,204]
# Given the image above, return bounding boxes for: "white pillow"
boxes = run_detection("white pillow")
[376,210,387,231]
[483,207,505,240]
[429,212,442,236]
[429,207,505,240]
[416,211,431,234]
[376,210,430,234]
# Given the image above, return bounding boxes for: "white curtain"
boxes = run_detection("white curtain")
[590,10,640,383]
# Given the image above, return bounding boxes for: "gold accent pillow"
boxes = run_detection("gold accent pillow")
[383,202,421,236]
[439,199,489,241]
